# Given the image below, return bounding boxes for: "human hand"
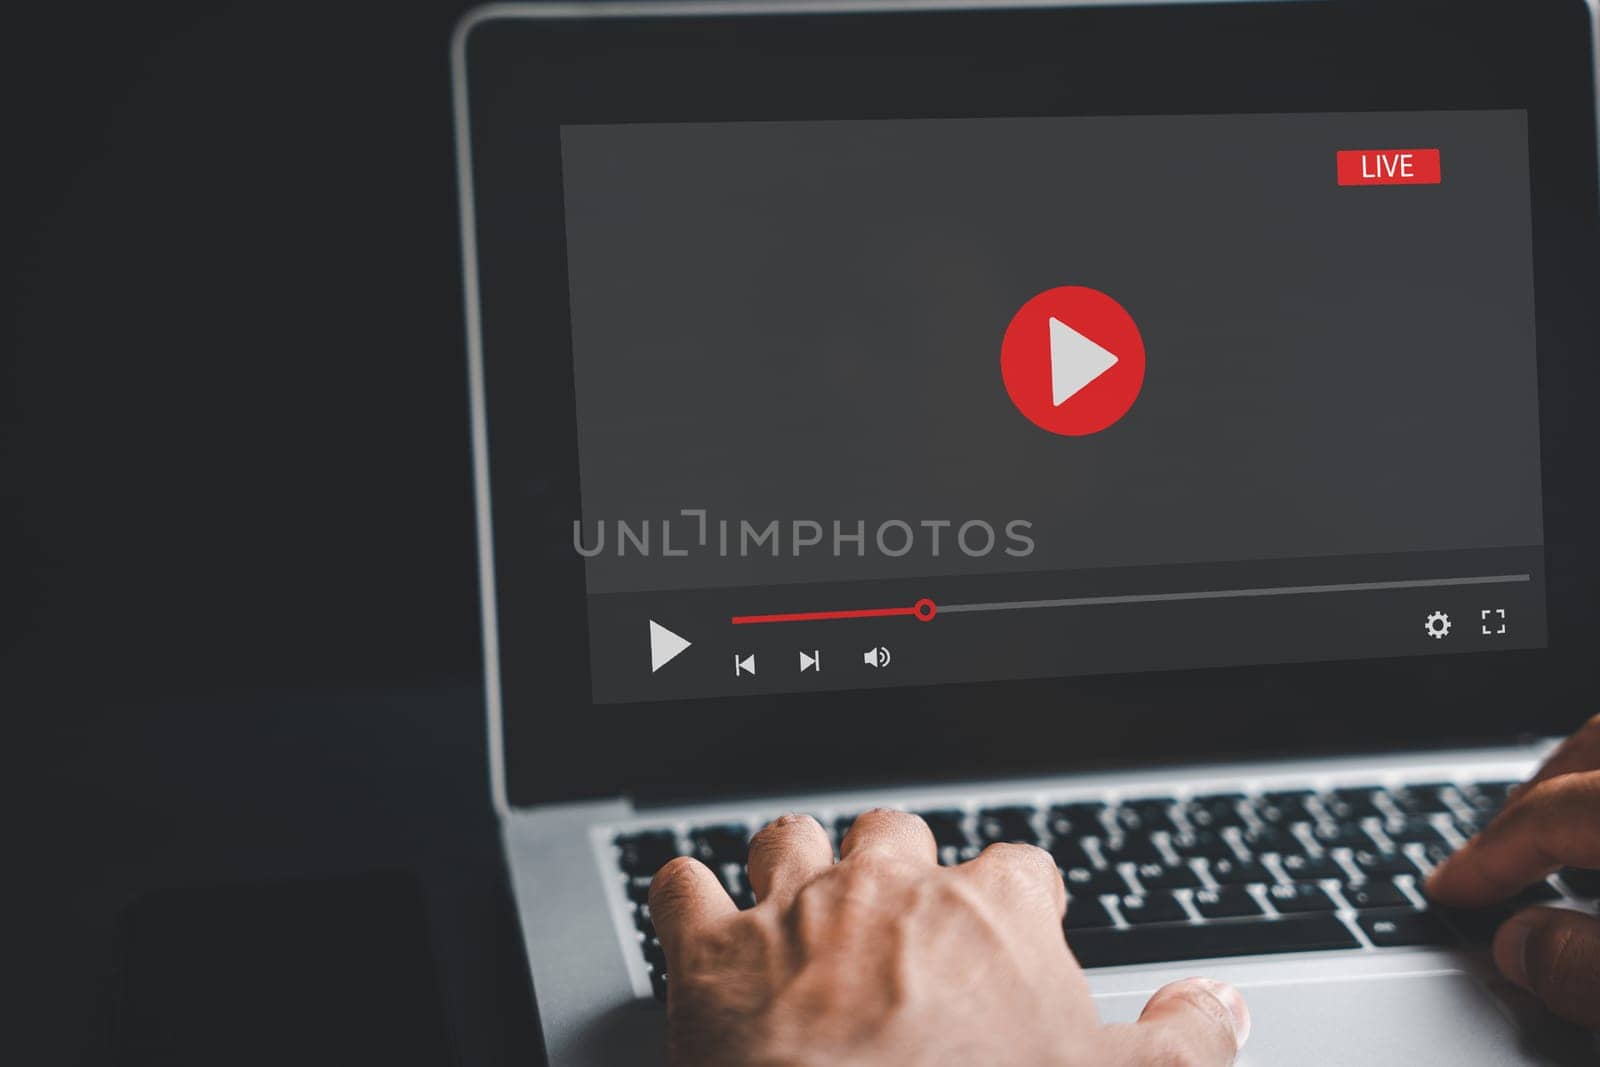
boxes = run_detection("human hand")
[648,809,1250,1066]
[1428,718,1600,1028]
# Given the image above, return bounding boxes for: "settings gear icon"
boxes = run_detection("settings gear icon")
[1424,611,1452,640]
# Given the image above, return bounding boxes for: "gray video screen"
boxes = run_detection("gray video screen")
[557,111,1545,703]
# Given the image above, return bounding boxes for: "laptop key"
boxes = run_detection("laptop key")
[1340,880,1411,910]
[1438,883,1562,942]
[1351,849,1421,880]
[1069,913,1359,968]
[615,831,681,876]
[689,824,750,865]
[1324,788,1386,820]
[1438,904,1515,941]
[1046,802,1107,839]
[1064,866,1129,898]
[1115,798,1177,834]
[1064,895,1116,931]
[1185,794,1248,830]
[1509,880,1562,905]
[1256,790,1315,824]
[978,806,1040,844]
[1360,910,1453,947]
[916,810,972,849]
[1379,816,1447,848]
[1119,891,1189,925]
[642,935,666,972]
[1461,780,1516,814]
[1101,834,1164,866]
[1049,837,1094,870]
[1561,868,1600,898]
[1192,885,1264,919]
[1267,882,1338,913]
[1169,829,1234,860]
[1207,857,1270,886]
[1392,783,1456,816]
[1134,862,1201,892]
[1280,852,1343,881]
[713,864,756,908]
[1242,824,1304,856]
[1310,821,1374,852]
[940,844,982,867]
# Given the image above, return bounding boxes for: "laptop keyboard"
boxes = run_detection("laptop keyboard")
[612,779,1596,1002]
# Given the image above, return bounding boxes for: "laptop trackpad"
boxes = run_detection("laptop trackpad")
[1096,972,1581,1065]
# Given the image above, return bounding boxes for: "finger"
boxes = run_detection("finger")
[1493,907,1600,1029]
[962,841,1068,922]
[746,813,834,908]
[1428,771,1600,907]
[1520,715,1600,792]
[648,856,736,964]
[838,808,937,865]
[1103,978,1249,1066]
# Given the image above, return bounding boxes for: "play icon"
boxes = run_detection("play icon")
[648,620,691,672]
[1049,316,1119,405]
[1001,286,1146,436]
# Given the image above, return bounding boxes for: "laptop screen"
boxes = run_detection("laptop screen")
[559,110,1545,706]
[459,0,1600,805]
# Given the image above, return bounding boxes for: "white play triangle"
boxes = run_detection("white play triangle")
[1049,316,1120,406]
[648,620,691,672]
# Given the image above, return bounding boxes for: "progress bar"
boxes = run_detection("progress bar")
[937,573,1532,616]
[733,598,938,626]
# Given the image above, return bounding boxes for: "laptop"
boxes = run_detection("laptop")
[450,1,1600,1062]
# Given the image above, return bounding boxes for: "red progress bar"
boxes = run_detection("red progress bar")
[732,598,937,625]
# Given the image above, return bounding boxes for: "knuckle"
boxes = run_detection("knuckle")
[845,849,908,879]
[982,841,1058,879]
[791,876,841,939]
[918,874,987,916]
[847,807,918,835]
[752,812,822,848]
[840,808,935,856]
[980,840,1031,864]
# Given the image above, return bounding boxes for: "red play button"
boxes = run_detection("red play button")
[1000,286,1146,436]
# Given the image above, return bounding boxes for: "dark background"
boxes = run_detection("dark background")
[4,1,536,1062]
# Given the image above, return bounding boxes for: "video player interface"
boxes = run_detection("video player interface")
[557,110,1546,705]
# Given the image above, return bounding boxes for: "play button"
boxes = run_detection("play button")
[648,620,691,672]
[1048,316,1119,405]
[1001,286,1146,436]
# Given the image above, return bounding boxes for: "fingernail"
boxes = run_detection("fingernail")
[1190,978,1251,1049]
[1494,912,1536,990]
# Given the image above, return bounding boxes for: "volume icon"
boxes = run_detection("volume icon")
[863,647,892,668]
